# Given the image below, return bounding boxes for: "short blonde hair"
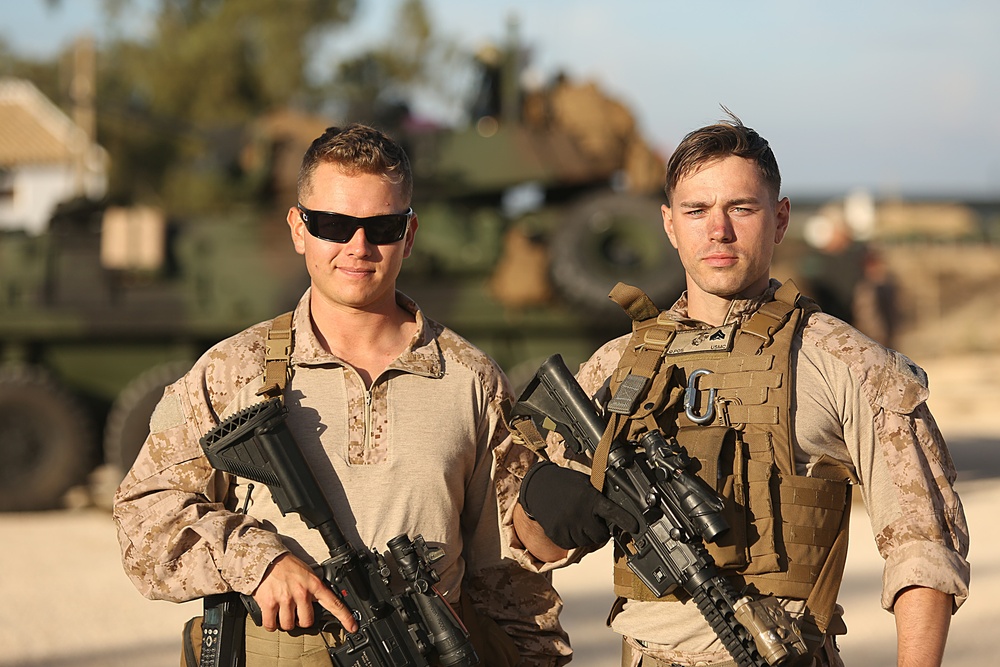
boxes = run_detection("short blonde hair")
[297,124,412,202]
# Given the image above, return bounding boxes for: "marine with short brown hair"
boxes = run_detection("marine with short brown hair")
[511,113,969,667]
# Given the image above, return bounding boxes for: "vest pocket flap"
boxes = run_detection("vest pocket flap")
[631,364,685,420]
[674,425,735,489]
[809,453,859,485]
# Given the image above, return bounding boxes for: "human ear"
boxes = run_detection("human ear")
[774,197,790,244]
[402,214,418,259]
[287,207,306,255]
[662,204,679,249]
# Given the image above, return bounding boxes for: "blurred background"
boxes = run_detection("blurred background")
[0,1,997,665]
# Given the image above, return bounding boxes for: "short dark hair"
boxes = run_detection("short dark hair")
[297,124,413,202]
[664,109,781,205]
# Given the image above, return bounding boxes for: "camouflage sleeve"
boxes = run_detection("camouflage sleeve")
[112,370,289,603]
[865,360,970,612]
[464,363,572,666]
[575,335,631,400]
[808,317,970,612]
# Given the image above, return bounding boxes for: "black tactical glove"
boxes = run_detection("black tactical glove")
[518,461,639,550]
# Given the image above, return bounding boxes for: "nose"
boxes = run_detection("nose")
[344,226,372,255]
[707,209,735,243]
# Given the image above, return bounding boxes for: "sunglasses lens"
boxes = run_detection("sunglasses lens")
[324,215,365,243]
[362,216,406,244]
[301,207,409,244]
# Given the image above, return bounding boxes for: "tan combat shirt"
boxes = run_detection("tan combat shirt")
[114,289,570,666]
[508,281,969,663]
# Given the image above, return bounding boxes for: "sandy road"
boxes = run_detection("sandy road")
[1,353,996,667]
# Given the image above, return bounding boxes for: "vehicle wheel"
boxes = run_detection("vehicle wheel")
[103,360,190,475]
[549,192,684,315]
[0,365,96,511]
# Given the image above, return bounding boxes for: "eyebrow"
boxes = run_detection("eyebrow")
[678,196,762,209]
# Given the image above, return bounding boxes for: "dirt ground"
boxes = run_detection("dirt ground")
[1,352,996,667]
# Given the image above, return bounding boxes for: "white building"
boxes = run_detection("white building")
[0,78,108,235]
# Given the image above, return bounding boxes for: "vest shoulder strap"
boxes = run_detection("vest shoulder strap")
[591,284,677,490]
[609,282,660,324]
[606,283,675,417]
[257,311,294,399]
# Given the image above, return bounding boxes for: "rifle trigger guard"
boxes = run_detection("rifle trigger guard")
[684,369,716,425]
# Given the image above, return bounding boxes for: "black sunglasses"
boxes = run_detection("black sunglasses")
[297,204,413,244]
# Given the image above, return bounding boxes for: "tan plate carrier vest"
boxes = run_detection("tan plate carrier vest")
[599,281,853,635]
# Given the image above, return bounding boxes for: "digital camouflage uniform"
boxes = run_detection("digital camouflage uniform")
[114,288,570,667]
[506,280,969,666]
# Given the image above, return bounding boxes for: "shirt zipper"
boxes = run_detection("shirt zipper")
[363,385,373,452]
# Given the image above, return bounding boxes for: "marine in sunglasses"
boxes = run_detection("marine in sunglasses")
[289,166,418,320]
[117,123,569,665]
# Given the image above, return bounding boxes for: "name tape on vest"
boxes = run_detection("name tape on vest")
[665,323,737,355]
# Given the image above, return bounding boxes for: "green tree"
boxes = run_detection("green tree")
[3,0,480,217]
[330,0,470,130]
[94,0,357,213]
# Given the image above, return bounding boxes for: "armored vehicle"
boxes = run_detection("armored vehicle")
[0,198,308,510]
[0,36,681,510]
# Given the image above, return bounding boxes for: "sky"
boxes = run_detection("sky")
[3,0,999,199]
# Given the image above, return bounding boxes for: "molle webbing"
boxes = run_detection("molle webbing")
[679,355,782,428]
[257,312,293,399]
[603,282,850,633]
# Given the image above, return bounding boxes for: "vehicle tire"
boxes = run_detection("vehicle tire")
[549,192,684,315]
[0,365,96,511]
[103,360,190,475]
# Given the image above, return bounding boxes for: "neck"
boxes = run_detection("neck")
[686,292,737,327]
[308,290,417,386]
[685,277,772,326]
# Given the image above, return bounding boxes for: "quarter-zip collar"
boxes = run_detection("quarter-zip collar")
[288,287,444,380]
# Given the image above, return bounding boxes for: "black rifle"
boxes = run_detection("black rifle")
[510,354,806,667]
[199,397,479,667]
